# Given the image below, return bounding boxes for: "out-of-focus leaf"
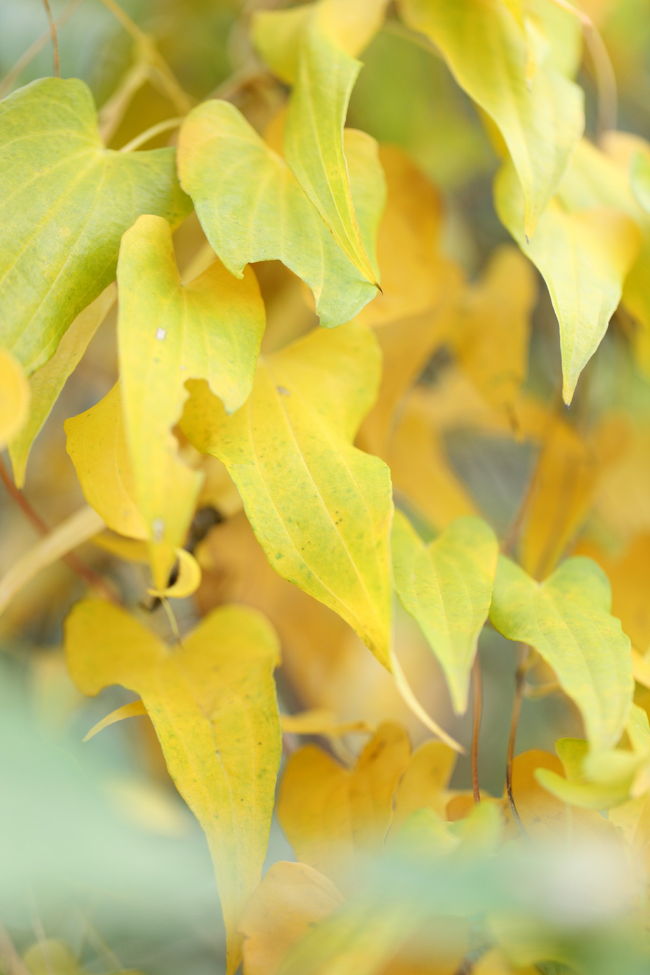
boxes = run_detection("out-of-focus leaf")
[0,78,188,374]
[22,939,144,975]
[279,723,411,881]
[241,861,344,975]
[495,151,640,403]
[520,418,600,579]
[9,285,116,486]
[147,548,202,599]
[398,0,584,235]
[451,246,535,414]
[253,0,388,284]
[392,512,498,713]
[65,599,281,975]
[178,101,384,326]
[536,738,633,809]
[0,347,29,448]
[181,322,393,668]
[388,387,478,531]
[65,385,146,540]
[392,741,456,826]
[490,555,633,751]
[631,152,650,212]
[117,214,265,586]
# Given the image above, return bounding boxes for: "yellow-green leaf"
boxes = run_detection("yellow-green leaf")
[489,555,633,751]
[177,100,384,327]
[392,511,498,713]
[253,0,388,284]
[23,939,143,975]
[0,346,29,448]
[398,0,584,235]
[181,321,393,667]
[9,285,116,487]
[0,78,189,374]
[65,599,281,975]
[117,214,265,586]
[495,143,642,402]
[631,152,650,213]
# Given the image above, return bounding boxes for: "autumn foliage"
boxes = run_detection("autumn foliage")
[1,1,650,974]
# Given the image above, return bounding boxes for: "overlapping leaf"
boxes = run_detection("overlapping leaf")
[398,0,584,235]
[392,512,498,713]
[496,138,643,401]
[490,555,633,751]
[253,0,388,284]
[9,286,116,486]
[0,78,188,374]
[0,348,29,449]
[65,600,281,975]
[117,214,265,586]
[177,100,384,327]
[181,321,393,667]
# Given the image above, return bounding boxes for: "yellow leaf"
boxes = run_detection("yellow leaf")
[392,741,457,827]
[241,861,343,975]
[495,141,641,402]
[178,101,384,326]
[65,600,281,975]
[0,346,29,448]
[490,555,633,751]
[520,418,599,578]
[147,548,202,599]
[9,285,116,487]
[349,722,411,846]
[388,388,478,531]
[117,214,265,585]
[281,709,371,737]
[83,699,148,742]
[65,385,146,540]
[181,322,393,667]
[278,744,354,880]
[253,0,388,284]
[398,0,584,235]
[452,246,536,413]
[393,512,498,714]
[355,144,455,327]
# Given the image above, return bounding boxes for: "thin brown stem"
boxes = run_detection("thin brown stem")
[41,0,60,76]
[505,644,528,828]
[0,456,117,603]
[0,0,83,98]
[471,655,483,803]
[0,925,31,975]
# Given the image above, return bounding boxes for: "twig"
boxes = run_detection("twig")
[0,924,31,975]
[0,456,116,602]
[505,644,528,829]
[471,655,483,803]
[95,0,193,114]
[119,116,182,152]
[547,0,618,138]
[0,0,83,98]
[41,0,60,77]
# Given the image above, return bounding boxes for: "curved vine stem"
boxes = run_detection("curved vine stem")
[41,0,61,77]
[0,0,82,98]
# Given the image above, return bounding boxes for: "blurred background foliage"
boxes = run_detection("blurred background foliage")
[0,1,649,973]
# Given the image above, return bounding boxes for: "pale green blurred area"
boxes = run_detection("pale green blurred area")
[0,2,649,973]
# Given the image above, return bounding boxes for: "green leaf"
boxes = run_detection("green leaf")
[495,149,641,403]
[490,555,633,752]
[117,214,265,587]
[252,0,388,284]
[181,321,393,668]
[392,512,498,714]
[9,286,116,487]
[177,100,385,327]
[0,77,189,374]
[65,600,281,975]
[397,0,584,236]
